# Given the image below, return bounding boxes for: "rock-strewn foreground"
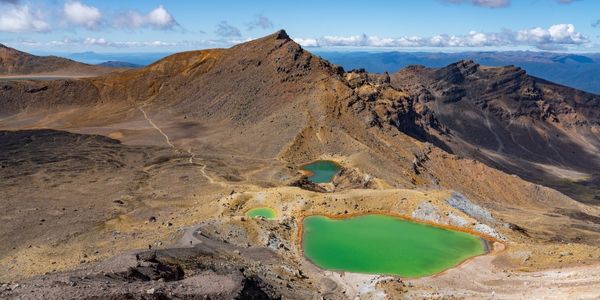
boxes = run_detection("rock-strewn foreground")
[1,30,600,299]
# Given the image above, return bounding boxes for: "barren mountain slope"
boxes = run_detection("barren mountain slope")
[391,61,600,203]
[1,31,600,299]
[0,31,349,158]
[0,43,120,76]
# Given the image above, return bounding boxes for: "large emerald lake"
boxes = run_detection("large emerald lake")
[302,214,486,277]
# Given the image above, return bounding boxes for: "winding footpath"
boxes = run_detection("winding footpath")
[139,107,175,148]
[139,107,220,185]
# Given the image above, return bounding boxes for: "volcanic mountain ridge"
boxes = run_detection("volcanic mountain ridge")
[1,30,600,299]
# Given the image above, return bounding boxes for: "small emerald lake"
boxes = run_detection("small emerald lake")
[246,207,277,219]
[301,160,341,183]
[302,214,486,278]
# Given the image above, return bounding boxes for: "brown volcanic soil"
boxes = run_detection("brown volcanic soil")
[0,43,121,77]
[0,130,165,258]
[1,30,600,299]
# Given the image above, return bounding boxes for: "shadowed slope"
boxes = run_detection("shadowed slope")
[391,61,600,202]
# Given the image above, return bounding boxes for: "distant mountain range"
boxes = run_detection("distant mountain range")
[66,51,172,66]
[316,51,600,94]
[96,61,143,68]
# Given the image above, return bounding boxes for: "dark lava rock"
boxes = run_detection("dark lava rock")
[506,223,530,237]
[116,253,185,282]
[236,277,279,300]
[290,177,328,193]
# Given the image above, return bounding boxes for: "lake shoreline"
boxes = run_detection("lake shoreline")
[297,211,505,279]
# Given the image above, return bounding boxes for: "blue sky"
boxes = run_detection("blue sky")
[1,0,599,53]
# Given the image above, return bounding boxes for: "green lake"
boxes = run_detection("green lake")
[302,214,486,277]
[246,207,277,219]
[301,160,341,183]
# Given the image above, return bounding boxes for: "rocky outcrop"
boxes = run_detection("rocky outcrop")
[390,59,600,203]
[412,201,442,223]
[393,60,600,127]
[344,69,449,147]
[291,165,378,192]
[446,192,494,223]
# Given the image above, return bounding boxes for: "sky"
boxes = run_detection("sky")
[1,0,600,53]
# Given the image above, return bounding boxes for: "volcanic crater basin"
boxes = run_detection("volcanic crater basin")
[302,214,487,278]
[301,160,342,183]
[246,207,277,219]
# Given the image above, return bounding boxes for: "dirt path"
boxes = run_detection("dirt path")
[137,109,224,186]
[139,107,175,148]
[185,146,227,186]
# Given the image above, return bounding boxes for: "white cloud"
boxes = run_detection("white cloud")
[1,2,179,32]
[294,24,588,50]
[295,32,506,48]
[0,4,49,32]
[83,37,110,46]
[114,5,179,30]
[145,5,177,29]
[517,24,586,45]
[84,37,178,47]
[472,0,510,7]
[215,21,241,37]
[445,0,582,7]
[247,14,273,30]
[12,32,259,50]
[14,36,254,50]
[34,37,179,48]
[292,38,318,47]
[443,0,510,8]
[63,1,102,30]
